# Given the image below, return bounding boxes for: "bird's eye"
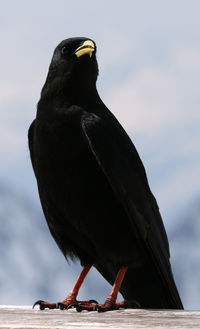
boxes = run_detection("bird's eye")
[61,46,67,54]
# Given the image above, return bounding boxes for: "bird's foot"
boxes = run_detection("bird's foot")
[72,299,141,312]
[69,300,99,312]
[33,299,98,310]
[95,299,140,312]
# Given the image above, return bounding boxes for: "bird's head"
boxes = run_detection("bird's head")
[42,37,99,100]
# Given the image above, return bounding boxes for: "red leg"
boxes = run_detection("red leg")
[95,266,128,312]
[33,265,96,310]
[76,266,128,312]
[105,266,128,304]
[76,266,140,312]
[61,265,91,305]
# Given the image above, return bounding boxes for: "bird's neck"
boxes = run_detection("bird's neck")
[40,74,99,107]
[67,79,99,105]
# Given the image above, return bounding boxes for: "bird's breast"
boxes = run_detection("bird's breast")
[34,109,144,265]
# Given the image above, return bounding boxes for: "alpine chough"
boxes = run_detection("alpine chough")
[29,37,183,312]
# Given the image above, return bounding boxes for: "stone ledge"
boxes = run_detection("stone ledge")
[0,305,199,329]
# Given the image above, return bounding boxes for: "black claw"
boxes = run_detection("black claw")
[58,303,64,310]
[96,305,109,313]
[75,304,83,312]
[89,299,98,304]
[67,303,78,310]
[75,303,97,312]
[33,300,45,310]
[57,302,68,310]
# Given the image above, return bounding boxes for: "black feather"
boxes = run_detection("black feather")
[28,37,183,309]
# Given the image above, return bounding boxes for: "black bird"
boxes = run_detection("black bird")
[29,37,183,312]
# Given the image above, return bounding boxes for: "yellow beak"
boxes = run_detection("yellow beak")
[75,40,95,58]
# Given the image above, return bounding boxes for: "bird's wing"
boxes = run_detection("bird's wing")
[81,112,183,308]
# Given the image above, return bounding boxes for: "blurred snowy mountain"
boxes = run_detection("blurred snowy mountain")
[0,182,199,309]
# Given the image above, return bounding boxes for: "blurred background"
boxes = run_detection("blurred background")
[0,0,200,310]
